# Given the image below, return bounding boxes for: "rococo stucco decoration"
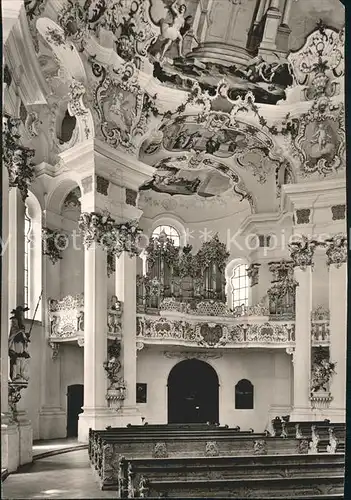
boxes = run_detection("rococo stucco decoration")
[288,236,317,270]
[137,316,295,347]
[103,340,126,405]
[42,227,67,264]
[3,115,35,201]
[289,97,345,177]
[287,23,344,102]
[90,59,158,153]
[324,233,347,268]
[78,212,143,258]
[311,347,336,395]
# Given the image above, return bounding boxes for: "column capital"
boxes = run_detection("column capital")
[288,235,317,270]
[3,115,35,201]
[325,233,347,268]
[78,211,143,257]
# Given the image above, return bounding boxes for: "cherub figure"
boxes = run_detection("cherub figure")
[156,1,187,61]
[310,123,332,150]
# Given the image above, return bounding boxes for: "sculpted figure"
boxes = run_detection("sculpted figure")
[8,306,30,382]
[156,1,187,61]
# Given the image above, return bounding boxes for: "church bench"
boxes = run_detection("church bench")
[134,476,344,498]
[118,455,345,497]
[89,427,264,463]
[94,435,309,489]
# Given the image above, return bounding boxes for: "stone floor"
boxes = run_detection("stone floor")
[2,449,117,499]
[33,438,84,458]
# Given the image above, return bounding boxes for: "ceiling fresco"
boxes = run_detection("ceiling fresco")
[157,117,273,159]
[15,0,344,206]
[139,154,254,211]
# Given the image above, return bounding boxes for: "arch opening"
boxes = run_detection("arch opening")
[167,359,219,424]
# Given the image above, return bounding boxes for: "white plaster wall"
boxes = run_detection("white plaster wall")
[19,321,44,441]
[312,253,329,309]
[59,344,84,414]
[136,347,291,432]
[140,211,251,259]
[59,234,84,298]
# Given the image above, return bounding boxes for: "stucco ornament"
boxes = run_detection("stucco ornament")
[311,347,336,393]
[104,340,126,405]
[67,79,94,141]
[90,59,158,153]
[288,235,317,270]
[58,0,157,65]
[288,22,344,102]
[289,97,345,177]
[42,227,67,264]
[324,233,347,268]
[3,115,35,201]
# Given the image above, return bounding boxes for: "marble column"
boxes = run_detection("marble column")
[115,251,141,424]
[289,237,315,420]
[327,234,347,421]
[78,240,109,442]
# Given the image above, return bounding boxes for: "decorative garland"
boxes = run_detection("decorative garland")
[3,115,35,201]
[78,212,143,259]
[311,347,336,393]
[42,227,67,264]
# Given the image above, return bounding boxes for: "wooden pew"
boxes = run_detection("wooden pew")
[92,434,309,489]
[118,454,345,498]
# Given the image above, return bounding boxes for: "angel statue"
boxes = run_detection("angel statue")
[8,306,31,382]
[155,1,187,61]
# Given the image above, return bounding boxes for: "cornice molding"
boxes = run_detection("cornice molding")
[281,178,346,212]
[59,139,154,188]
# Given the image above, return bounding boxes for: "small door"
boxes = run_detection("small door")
[67,384,83,437]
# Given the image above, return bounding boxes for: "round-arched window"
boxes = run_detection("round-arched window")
[152,225,180,247]
[231,264,249,309]
[235,379,254,410]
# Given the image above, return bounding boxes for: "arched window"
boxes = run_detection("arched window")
[25,193,42,321]
[231,264,249,309]
[235,379,254,410]
[24,207,32,318]
[152,225,180,247]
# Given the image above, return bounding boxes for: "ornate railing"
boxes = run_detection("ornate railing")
[139,295,271,319]
[136,315,295,349]
[48,294,122,344]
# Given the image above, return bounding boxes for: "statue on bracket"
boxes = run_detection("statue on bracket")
[8,306,31,382]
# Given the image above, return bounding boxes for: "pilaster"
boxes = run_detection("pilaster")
[39,211,66,438]
[289,236,315,420]
[327,234,347,421]
[115,252,141,424]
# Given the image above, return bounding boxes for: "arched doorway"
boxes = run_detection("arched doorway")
[167,359,219,424]
[67,384,83,437]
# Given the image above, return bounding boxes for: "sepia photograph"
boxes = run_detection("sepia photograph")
[1,0,348,498]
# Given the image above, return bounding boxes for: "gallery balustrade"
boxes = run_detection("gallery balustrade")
[48,294,122,344]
